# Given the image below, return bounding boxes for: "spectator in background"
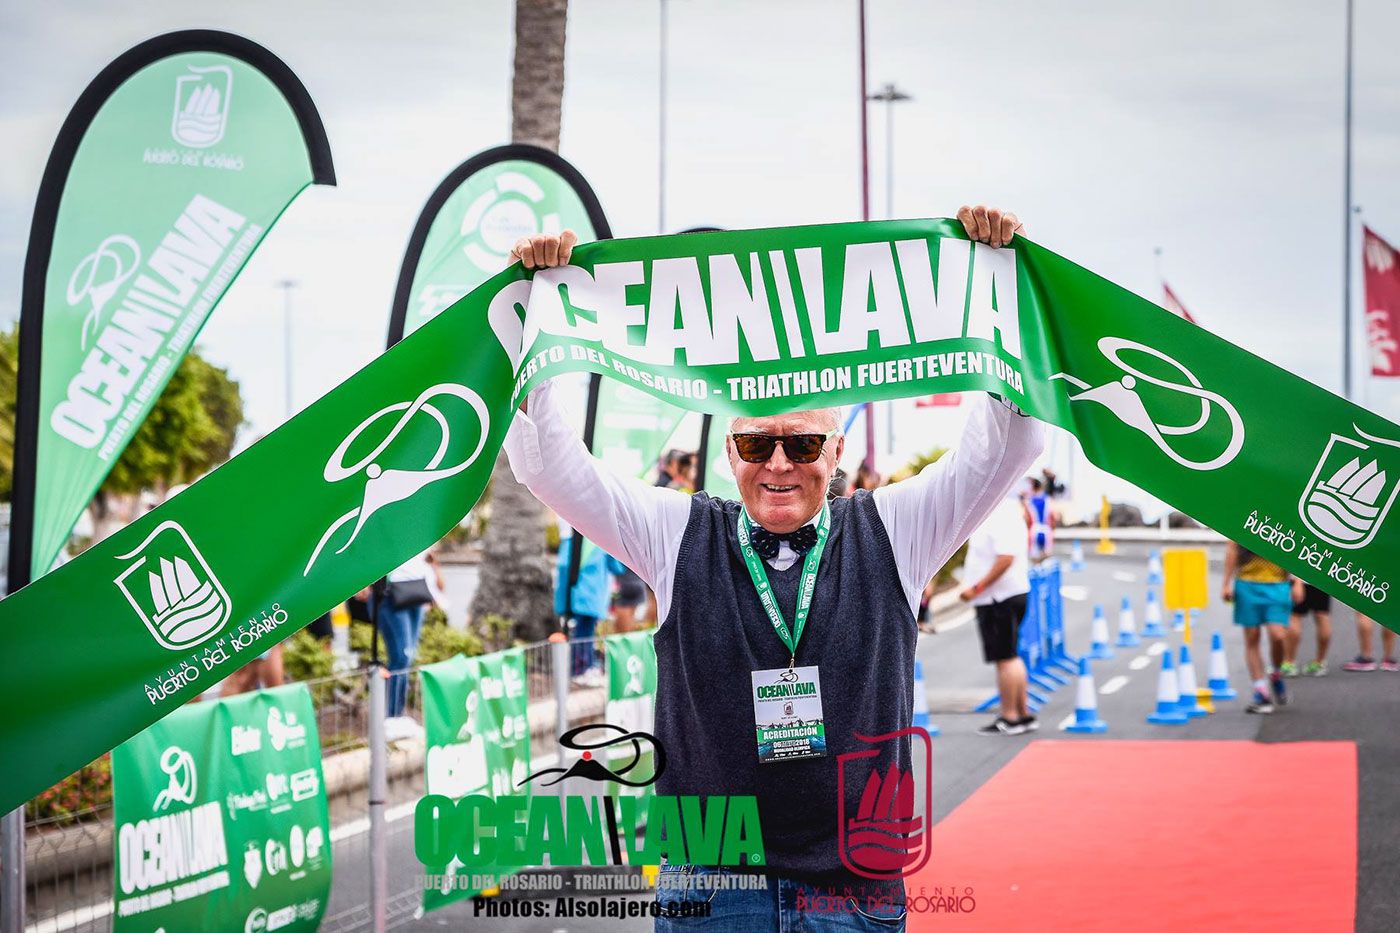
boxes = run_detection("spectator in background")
[1025,477,1055,561]
[961,491,1035,735]
[221,641,286,697]
[1342,614,1399,672]
[669,452,698,493]
[612,565,647,634]
[1284,582,1332,676]
[557,532,627,686]
[1222,542,1297,713]
[655,449,683,486]
[827,467,851,499]
[853,461,881,492]
[372,549,444,739]
[1041,467,1065,498]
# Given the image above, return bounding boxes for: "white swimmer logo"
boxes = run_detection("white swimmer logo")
[304,384,489,575]
[1051,336,1244,472]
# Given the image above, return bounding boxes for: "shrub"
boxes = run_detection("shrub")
[30,756,111,824]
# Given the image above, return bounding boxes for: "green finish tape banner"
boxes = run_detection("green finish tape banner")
[16,31,335,578]
[419,648,530,912]
[4,218,1398,815]
[111,683,330,933]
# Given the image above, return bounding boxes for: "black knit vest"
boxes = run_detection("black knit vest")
[653,491,916,883]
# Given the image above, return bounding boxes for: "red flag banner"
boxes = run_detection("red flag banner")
[1162,282,1197,323]
[1364,226,1400,378]
[914,393,962,407]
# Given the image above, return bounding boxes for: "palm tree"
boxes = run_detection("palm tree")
[469,0,571,643]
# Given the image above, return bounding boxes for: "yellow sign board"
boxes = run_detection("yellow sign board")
[1163,548,1209,612]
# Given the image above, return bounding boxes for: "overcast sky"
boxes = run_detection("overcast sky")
[3,0,1399,477]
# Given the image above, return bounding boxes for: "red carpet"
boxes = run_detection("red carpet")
[906,741,1355,932]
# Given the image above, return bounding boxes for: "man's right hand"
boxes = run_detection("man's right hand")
[510,230,578,269]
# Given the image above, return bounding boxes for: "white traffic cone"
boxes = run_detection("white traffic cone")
[1065,657,1108,733]
[1176,645,1207,717]
[1115,595,1141,647]
[1207,630,1238,700]
[1148,549,1164,585]
[1088,604,1114,659]
[1147,652,1188,725]
[1070,540,1086,572]
[1171,609,1186,633]
[1141,588,1166,637]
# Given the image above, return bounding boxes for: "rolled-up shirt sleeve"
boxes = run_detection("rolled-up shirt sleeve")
[873,394,1046,615]
[503,379,692,623]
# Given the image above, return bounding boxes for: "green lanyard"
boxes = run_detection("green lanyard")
[736,505,831,667]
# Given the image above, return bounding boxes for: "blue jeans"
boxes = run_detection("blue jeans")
[568,614,599,676]
[655,864,906,931]
[370,596,424,717]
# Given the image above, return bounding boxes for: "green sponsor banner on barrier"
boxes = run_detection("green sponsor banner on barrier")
[4,218,1399,814]
[419,648,530,912]
[604,631,658,812]
[111,683,330,933]
[26,33,333,576]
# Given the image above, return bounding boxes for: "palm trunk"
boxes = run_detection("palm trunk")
[469,0,571,643]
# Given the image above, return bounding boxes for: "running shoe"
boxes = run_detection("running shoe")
[977,717,1028,736]
[1342,656,1378,672]
[1381,658,1400,672]
[1271,674,1288,706]
[1303,661,1327,677]
[1278,661,1299,677]
[1245,691,1274,714]
[1017,715,1040,732]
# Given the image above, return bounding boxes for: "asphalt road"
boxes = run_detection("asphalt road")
[357,542,1396,931]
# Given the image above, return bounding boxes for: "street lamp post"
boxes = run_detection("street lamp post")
[277,279,298,419]
[868,82,911,220]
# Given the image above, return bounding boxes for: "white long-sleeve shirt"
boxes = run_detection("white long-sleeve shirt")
[503,380,1045,624]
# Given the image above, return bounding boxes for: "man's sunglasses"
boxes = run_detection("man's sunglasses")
[730,431,837,464]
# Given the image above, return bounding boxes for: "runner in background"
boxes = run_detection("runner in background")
[962,491,1035,735]
[1284,582,1332,676]
[1342,614,1399,672]
[1222,542,1299,713]
[1025,477,1054,561]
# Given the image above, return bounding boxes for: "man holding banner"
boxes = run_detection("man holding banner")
[504,207,1042,929]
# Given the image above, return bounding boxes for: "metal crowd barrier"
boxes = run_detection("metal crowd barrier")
[14,633,622,933]
[974,560,1076,714]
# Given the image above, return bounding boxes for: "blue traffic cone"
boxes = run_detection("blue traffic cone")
[1148,549,1164,585]
[1070,540,1086,572]
[1207,631,1238,700]
[912,660,940,737]
[1115,595,1141,647]
[1147,652,1188,725]
[1141,588,1166,637]
[1176,645,1208,718]
[1065,657,1108,733]
[1087,604,1114,659]
[1171,609,1186,633]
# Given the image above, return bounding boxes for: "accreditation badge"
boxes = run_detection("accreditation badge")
[751,666,827,763]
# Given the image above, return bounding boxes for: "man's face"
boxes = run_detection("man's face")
[727,412,844,534]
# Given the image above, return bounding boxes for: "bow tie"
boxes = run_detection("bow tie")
[749,522,819,561]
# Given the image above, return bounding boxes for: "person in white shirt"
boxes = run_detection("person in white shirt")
[504,207,1042,931]
[959,492,1034,735]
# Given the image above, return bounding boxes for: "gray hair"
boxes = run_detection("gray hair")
[728,407,843,434]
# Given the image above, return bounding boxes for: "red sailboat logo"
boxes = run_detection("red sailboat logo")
[836,727,933,879]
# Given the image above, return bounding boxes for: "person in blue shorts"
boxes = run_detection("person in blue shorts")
[1222,542,1303,713]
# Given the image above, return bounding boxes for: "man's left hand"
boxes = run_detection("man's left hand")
[959,586,977,602]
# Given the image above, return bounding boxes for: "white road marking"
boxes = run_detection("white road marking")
[1147,641,1167,656]
[937,609,975,633]
[1059,585,1090,601]
[1112,571,1139,583]
[1057,712,1075,731]
[1099,675,1130,695]
[1129,655,1152,670]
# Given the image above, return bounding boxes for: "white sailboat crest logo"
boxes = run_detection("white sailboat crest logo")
[114,521,232,650]
[1298,426,1400,550]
